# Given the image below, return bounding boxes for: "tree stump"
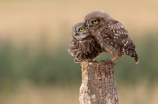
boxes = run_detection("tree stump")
[79,61,119,104]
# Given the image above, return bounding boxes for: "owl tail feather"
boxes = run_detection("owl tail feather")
[134,57,139,64]
[125,49,139,64]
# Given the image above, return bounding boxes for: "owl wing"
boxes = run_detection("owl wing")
[68,38,81,61]
[101,20,135,49]
[68,37,92,63]
[101,20,138,63]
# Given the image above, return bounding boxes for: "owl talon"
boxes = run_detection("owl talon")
[88,60,94,63]
[93,60,98,62]
[101,60,113,64]
[111,61,116,65]
[93,59,98,62]
[101,60,106,62]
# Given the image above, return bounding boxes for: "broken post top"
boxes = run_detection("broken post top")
[81,60,115,78]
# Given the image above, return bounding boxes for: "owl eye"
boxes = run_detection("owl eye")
[79,28,84,32]
[93,20,98,24]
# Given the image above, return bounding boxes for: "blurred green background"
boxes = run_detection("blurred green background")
[0,0,158,104]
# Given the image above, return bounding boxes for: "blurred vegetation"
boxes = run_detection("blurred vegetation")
[0,32,158,90]
[0,0,158,104]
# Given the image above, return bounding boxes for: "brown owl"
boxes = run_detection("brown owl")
[84,10,139,64]
[68,22,103,63]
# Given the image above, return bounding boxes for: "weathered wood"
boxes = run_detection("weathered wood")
[79,61,119,104]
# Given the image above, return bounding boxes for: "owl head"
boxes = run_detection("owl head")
[84,10,112,30]
[72,22,90,40]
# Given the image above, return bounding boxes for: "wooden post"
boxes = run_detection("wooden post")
[79,61,119,104]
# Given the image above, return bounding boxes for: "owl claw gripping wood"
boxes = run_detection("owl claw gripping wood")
[84,10,139,64]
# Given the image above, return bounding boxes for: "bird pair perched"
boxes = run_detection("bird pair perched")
[68,10,139,64]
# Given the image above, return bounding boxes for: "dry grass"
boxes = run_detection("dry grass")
[0,0,158,48]
[1,82,158,104]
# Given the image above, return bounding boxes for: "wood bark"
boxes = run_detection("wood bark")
[79,61,119,104]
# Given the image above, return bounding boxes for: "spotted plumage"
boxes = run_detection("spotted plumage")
[84,10,139,64]
[68,22,103,63]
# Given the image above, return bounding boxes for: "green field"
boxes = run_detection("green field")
[0,32,158,104]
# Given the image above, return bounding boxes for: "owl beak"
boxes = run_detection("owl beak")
[74,32,78,36]
[87,24,90,29]
[87,21,90,29]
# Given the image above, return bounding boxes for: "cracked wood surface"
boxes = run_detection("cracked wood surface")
[79,61,119,104]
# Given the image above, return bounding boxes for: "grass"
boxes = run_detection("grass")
[0,34,158,86]
[0,82,158,104]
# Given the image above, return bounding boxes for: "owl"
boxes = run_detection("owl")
[84,10,139,64]
[68,22,103,63]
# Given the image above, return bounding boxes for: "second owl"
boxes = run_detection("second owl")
[68,22,104,63]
